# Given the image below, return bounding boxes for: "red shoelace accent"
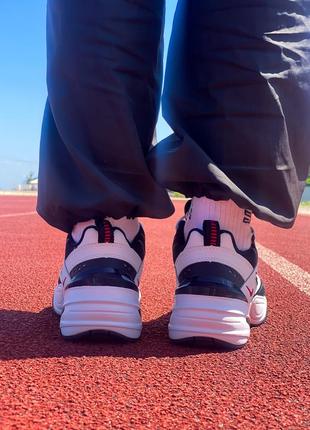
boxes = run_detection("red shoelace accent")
[103,220,113,243]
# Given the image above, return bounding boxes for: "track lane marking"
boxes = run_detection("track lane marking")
[0,211,37,218]
[257,242,310,296]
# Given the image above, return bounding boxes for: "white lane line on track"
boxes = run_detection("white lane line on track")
[257,242,310,296]
[0,211,37,218]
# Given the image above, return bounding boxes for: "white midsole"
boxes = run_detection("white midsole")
[169,294,266,346]
[249,294,268,326]
[55,285,141,339]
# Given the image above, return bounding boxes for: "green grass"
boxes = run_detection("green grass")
[169,191,186,198]
[306,177,310,186]
[300,201,310,207]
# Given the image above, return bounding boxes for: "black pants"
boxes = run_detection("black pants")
[38,0,310,233]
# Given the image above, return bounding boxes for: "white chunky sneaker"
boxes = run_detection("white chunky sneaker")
[169,199,267,349]
[53,218,144,340]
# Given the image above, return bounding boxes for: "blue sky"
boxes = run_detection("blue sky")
[0,1,177,189]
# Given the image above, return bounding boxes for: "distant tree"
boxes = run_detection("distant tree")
[25,171,36,185]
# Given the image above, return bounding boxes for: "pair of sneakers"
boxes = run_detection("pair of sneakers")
[53,199,267,349]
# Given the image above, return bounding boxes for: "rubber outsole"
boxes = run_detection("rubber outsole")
[170,305,268,349]
[54,284,142,340]
[172,336,245,351]
[172,314,268,350]
[62,329,140,342]
[168,294,252,347]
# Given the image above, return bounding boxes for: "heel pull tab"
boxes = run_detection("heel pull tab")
[203,220,220,247]
[95,219,114,243]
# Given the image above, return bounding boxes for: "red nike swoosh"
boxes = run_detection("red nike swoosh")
[246,286,254,296]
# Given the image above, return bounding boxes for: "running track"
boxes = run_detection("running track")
[0,196,309,429]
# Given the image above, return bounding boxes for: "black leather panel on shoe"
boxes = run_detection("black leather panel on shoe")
[177,262,247,302]
[184,199,192,215]
[67,258,138,291]
[69,257,137,280]
[254,281,266,297]
[179,262,245,288]
[65,234,77,259]
[173,220,187,262]
[66,271,139,291]
[130,226,146,260]
[176,282,247,302]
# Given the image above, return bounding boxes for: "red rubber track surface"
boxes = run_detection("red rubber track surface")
[253,216,310,273]
[0,195,37,215]
[0,197,309,429]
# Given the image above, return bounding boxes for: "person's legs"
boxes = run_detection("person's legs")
[154,0,310,347]
[39,0,170,339]
[149,0,310,227]
[38,0,172,233]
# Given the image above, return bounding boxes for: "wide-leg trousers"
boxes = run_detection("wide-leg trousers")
[38,0,310,232]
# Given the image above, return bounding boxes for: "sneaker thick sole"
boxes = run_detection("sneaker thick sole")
[249,294,268,327]
[57,286,142,340]
[168,294,266,348]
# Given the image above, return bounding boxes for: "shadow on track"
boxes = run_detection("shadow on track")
[0,308,231,361]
